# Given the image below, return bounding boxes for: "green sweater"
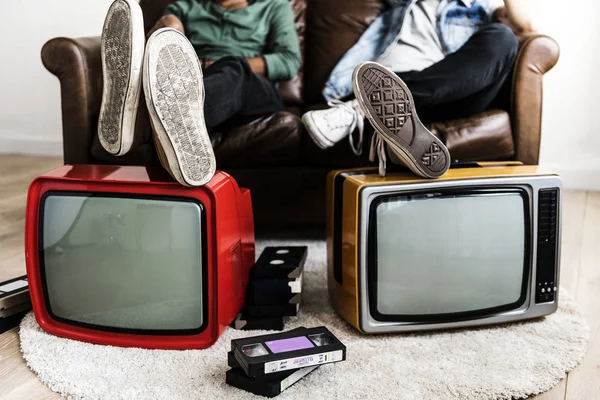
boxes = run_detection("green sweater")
[164,0,301,82]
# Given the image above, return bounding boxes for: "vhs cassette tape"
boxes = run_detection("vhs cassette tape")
[226,365,318,398]
[246,303,300,318]
[248,292,302,306]
[231,326,346,378]
[251,247,308,279]
[226,329,318,397]
[0,276,31,334]
[249,273,303,296]
[0,275,30,310]
[233,313,286,331]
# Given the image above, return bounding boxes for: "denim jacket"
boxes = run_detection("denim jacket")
[323,0,501,101]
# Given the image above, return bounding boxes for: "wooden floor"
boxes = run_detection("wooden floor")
[0,155,598,399]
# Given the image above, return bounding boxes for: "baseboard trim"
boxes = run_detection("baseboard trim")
[0,137,63,157]
[541,163,600,191]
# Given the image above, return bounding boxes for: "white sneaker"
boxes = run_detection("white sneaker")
[98,0,145,156]
[143,28,216,187]
[302,100,365,155]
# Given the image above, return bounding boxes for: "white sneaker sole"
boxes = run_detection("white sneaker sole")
[302,112,336,149]
[143,28,216,187]
[98,0,144,156]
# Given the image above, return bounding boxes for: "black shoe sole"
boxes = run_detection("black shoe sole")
[352,62,450,178]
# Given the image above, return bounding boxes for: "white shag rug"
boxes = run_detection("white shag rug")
[20,240,589,400]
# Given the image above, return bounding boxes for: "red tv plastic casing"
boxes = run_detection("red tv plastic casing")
[25,165,255,350]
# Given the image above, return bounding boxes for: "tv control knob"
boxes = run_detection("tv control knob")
[554,287,558,292]
[541,288,545,293]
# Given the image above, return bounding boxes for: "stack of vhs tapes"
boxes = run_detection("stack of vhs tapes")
[226,326,346,397]
[0,275,31,333]
[234,247,307,331]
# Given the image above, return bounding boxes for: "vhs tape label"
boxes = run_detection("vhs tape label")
[264,350,344,374]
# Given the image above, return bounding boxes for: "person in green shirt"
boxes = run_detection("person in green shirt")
[151,0,300,81]
[97,0,300,187]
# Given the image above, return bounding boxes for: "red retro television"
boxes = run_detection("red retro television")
[25,165,254,349]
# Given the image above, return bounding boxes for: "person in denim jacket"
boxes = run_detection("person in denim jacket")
[303,0,535,164]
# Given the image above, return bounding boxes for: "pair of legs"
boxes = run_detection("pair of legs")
[213,22,518,131]
[304,23,518,178]
[396,23,519,124]
[98,0,283,187]
[202,56,284,131]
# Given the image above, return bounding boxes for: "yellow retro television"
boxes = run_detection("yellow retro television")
[326,164,562,333]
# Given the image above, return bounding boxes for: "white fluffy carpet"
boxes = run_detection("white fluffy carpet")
[20,240,589,400]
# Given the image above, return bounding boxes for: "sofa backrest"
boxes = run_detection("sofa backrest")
[140,0,306,105]
[303,0,384,104]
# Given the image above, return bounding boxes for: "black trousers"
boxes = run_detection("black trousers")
[396,23,519,123]
[140,56,283,166]
[202,56,284,131]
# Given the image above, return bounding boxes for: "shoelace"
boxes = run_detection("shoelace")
[326,100,364,156]
[369,134,387,177]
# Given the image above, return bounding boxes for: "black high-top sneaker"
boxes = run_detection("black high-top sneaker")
[98,0,145,156]
[143,28,216,187]
[352,62,451,178]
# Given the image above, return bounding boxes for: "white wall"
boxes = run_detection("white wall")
[0,1,598,190]
[0,0,113,156]
[538,0,600,190]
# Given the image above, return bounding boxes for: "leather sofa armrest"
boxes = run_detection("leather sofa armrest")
[41,37,103,164]
[511,33,559,164]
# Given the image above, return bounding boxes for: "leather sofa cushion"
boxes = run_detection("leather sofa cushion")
[301,109,514,167]
[91,111,303,168]
[212,111,303,167]
[428,109,515,162]
[301,126,371,167]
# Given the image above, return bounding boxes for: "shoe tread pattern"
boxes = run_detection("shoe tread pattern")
[360,67,414,144]
[356,63,450,177]
[99,0,132,152]
[152,39,214,184]
[422,143,445,168]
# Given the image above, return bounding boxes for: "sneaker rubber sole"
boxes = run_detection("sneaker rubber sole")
[98,0,144,156]
[352,62,450,178]
[143,28,216,187]
[301,112,336,149]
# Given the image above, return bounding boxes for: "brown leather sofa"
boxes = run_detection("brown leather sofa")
[41,0,559,232]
